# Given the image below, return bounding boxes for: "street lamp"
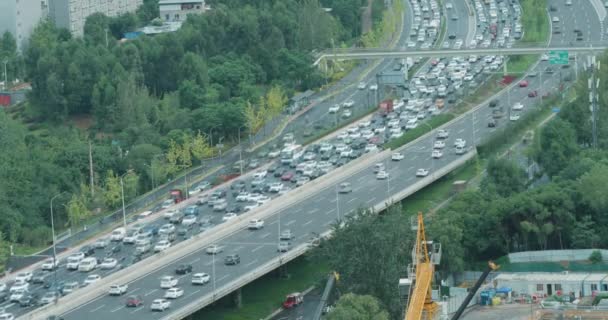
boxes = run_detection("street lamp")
[237,126,247,175]
[2,59,7,90]
[50,191,66,289]
[119,172,131,229]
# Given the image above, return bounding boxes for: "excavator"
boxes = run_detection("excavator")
[403,212,498,320]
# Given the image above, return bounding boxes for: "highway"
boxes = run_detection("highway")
[15,0,605,319]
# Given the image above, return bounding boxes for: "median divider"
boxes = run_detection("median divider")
[26,149,390,319]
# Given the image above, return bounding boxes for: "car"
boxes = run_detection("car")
[277,241,291,252]
[296,176,310,186]
[60,281,78,295]
[0,313,13,320]
[94,237,109,249]
[10,289,27,302]
[83,274,101,286]
[454,139,466,148]
[518,80,529,87]
[222,212,238,221]
[281,171,294,181]
[248,219,265,230]
[164,287,184,299]
[18,293,38,307]
[31,272,46,284]
[160,276,178,289]
[163,209,178,219]
[280,229,295,240]
[489,99,499,108]
[342,100,355,108]
[268,182,283,193]
[126,295,144,307]
[328,104,340,113]
[41,258,58,271]
[376,170,389,180]
[175,264,193,275]
[10,282,29,293]
[338,182,352,193]
[342,110,352,118]
[159,223,176,235]
[15,272,33,283]
[512,102,524,111]
[160,199,174,209]
[432,150,443,159]
[206,244,224,255]
[433,140,445,149]
[192,273,210,285]
[448,33,456,40]
[151,298,171,311]
[39,291,59,305]
[416,168,429,177]
[369,84,378,91]
[109,284,129,296]
[244,203,260,212]
[510,113,521,121]
[528,90,538,98]
[224,254,241,265]
[392,152,404,161]
[488,119,497,127]
[182,215,197,227]
[357,82,366,90]
[100,258,118,269]
[437,129,449,139]
[154,240,172,252]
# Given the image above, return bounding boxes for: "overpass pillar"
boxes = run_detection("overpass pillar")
[232,288,242,308]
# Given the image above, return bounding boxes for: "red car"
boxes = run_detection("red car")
[519,80,529,87]
[283,292,303,309]
[126,295,144,307]
[528,90,538,97]
[281,172,294,181]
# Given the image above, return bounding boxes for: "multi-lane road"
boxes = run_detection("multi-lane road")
[16,0,606,319]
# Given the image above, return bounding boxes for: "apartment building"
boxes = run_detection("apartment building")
[159,0,206,22]
[0,0,47,52]
[49,0,142,36]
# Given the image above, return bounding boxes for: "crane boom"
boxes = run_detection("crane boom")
[450,261,499,320]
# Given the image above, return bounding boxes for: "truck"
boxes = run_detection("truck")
[378,99,394,116]
[282,292,303,309]
[170,189,184,204]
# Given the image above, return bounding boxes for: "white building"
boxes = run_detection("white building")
[495,272,608,299]
[49,0,143,36]
[159,0,207,22]
[0,0,47,52]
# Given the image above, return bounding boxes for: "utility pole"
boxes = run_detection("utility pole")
[586,56,600,149]
[2,59,8,90]
[89,140,94,197]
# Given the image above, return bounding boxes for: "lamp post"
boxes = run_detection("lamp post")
[237,127,247,175]
[335,184,341,221]
[586,56,600,149]
[119,172,131,229]
[50,192,66,289]
[2,59,7,90]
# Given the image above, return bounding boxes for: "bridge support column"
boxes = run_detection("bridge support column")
[232,288,242,308]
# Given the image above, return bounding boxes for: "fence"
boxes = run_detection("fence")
[509,250,608,263]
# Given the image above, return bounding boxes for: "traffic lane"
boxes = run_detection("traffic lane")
[549,0,601,44]
[446,0,468,40]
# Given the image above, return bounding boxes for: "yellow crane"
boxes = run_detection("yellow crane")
[404,212,439,320]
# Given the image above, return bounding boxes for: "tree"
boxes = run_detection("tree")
[103,170,122,209]
[66,193,90,227]
[536,118,578,176]
[243,101,265,133]
[265,85,288,117]
[326,293,389,320]
[571,216,600,248]
[122,170,139,201]
[578,164,608,218]
[166,140,181,175]
[481,158,527,197]
[190,131,214,161]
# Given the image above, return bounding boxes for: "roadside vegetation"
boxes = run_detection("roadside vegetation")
[0,0,385,265]
[506,0,549,73]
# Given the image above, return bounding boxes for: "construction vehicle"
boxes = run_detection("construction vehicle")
[403,213,442,320]
[169,189,184,203]
[450,261,499,320]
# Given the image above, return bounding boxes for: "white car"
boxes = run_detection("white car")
[9,282,28,293]
[359,120,372,128]
[164,287,184,299]
[182,215,197,227]
[206,244,224,255]
[376,171,389,179]
[416,168,430,177]
[0,283,6,292]
[391,131,404,139]
[151,299,171,311]
[328,104,340,113]
[163,209,179,219]
[257,195,272,205]
[154,240,172,252]
[454,138,466,148]
[100,258,118,269]
[357,82,366,90]
[159,223,176,235]
[83,274,102,286]
[392,152,404,161]
[433,140,445,149]
[160,199,174,209]
[342,100,355,108]
[192,273,210,285]
[437,129,449,139]
[41,259,58,271]
[432,150,443,159]
[160,276,178,289]
[222,212,238,222]
[374,126,386,134]
[248,219,265,230]
[510,113,521,121]
[15,272,32,283]
[365,144,378,153]
[268,182,283,193]
[0,313,14,320]
[236,192,251,202]
[244,203,260,212]
[541,54,549,61]
[253,170,267,179]
[342,110,352,118]
[9,289,27,302]
[108,284,128,296]
[369,84,378,91]
[512,102,524,111]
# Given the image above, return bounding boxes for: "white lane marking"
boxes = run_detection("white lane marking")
[366,197,377,204]
[90,305,105,312]
[128,288,141,295]
[245,259,259,267]
[326,209,335,215]
[370,186,377,191]
[285,220,296,226]
[324,221,333,227]
[303,220,313,226]
[269,220,278,225]
[252,245,264,253]
[260,232,271,239]
[308,208,319,214]
[217,274,229,282]
[204,261,213,266]
[110,306,125,313]
[407,166,415,171]
[190,257,201,264]
[145,289,158,296]
[130,306,144,313]
[352,186,363,192]
[292,207,302,213]
[347,198,356,203]
[178,274,189,280]
[329,198,336,203]
[457,128,465,134]
[187,289,201,297]
[357,176,366,182]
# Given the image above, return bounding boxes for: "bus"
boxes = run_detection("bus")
[280,144,304,165]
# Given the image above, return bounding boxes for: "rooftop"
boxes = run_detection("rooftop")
[159,0,204,4]
[496,272,608,282]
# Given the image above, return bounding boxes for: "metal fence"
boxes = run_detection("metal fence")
[509,250,608,263]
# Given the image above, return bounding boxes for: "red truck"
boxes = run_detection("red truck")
[170,189,184,203]
[378,99,394,116]
[282,292,303,309]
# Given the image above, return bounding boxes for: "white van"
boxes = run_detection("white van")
[78,257,97,272]
[66,254,84,270]
[552,16,559,23]
[110,227,126,241]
